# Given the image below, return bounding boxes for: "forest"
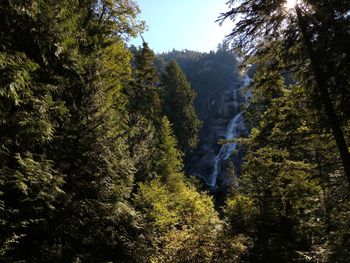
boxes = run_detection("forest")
[0,0,349,262]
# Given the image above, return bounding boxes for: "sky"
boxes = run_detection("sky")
[129,0,234,53]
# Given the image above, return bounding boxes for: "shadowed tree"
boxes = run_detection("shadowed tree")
[160,60,201,154]
[220,0,350,187]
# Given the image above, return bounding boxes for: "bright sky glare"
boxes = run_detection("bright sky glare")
[285,0,298,9]
[129,0,234,53]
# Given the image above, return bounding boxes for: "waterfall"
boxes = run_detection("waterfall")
[207,73,252,187]
[243,74,253,101]
[244,74,252,86]
[208,112,245,187]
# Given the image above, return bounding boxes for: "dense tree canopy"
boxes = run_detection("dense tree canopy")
[160,60,202,154]
[221,0,350,184]
[220,0,350,261]
[0,0,349,262]
[156,48,240,119]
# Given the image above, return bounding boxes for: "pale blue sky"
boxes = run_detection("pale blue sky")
[129,0,234,53]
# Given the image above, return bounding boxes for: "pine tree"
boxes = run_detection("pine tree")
[161,60,201,154]
[240,71,325,261]
[228,52,348,261]
[220,2,350,260]
[0,0,77,259]
[127,41,161,121]
[0,0,144,261]
[126,42,162,184]
[155,117,185,189]
[220,0,350,187]
[44,0,143,260]
[134,116,221,263]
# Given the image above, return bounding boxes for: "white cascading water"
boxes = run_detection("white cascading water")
[208,74,252,187]
[243,74,253,101]
[244,74,252,86]
[208,112,245,187]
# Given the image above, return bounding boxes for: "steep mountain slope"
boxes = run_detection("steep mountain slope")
[156,48,250,190]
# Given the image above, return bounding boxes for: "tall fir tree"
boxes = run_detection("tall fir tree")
[220,2,350,260]
[126,42,162,184]
[0,0,144,261]
[220,0,350,187]
[223,45,349,261]
[0,0,79,260]
[133,116,223,263]
[160,60,201,154]
[127,41,161,122]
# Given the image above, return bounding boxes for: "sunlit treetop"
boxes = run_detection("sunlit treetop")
[219,0,349,57]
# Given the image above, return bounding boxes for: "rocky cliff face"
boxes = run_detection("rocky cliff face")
[156,49,253,190]
[155,49,241,119]
[188,74,252,190]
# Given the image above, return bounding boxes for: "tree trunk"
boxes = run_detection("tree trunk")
[295,5,350,188]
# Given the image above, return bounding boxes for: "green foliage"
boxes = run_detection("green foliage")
[225,194,256,234]
[1,1,247,262]
[211,233,251,263]
[0,0,143,261]
[46,23,138,263]
[161,60,201,153]
[239,75,330,260]
[133,115,218,262]
[220,1,350,260]
[127,41,161,122]
[222,0,350,180]
[156,49,240,119]
[5,0,349,262]
[155,117,184,187]
[221,53,349,261]
[0,154,64,261]
[126,42,162,184]
[134,176,221,262]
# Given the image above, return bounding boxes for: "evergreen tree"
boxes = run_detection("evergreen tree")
[220,2,350,260]
[155,117,184,188]
[220,0,350,187]
[127,41,161,121]
[134,116,222,263]
[224,49,349,261]
[161,60,201,154]
[0,0,144,261]
[126,42,162,184]
[226,159,239,193]
[155,49,240,120]
[50,40,137,262]
[0,0,78,260]
[45,0,143,260]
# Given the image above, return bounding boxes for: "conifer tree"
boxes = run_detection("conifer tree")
[220,2,350,259]
[227,52,348,261]
[44,0,143,260]
[220,0,350,187]
[155,117,184,188]
[128,41,161,122]
[0,0,78,259]
[160,60,201,154]
[134,116,222,263]
[126,42,162,184]
[0,0,144,261]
